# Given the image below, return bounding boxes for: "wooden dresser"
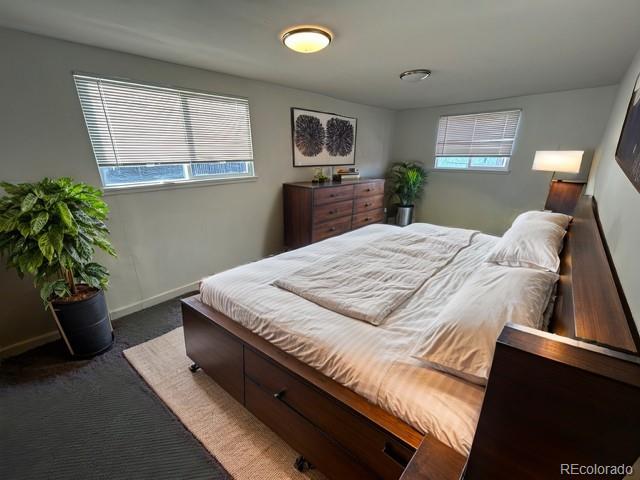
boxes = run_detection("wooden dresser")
[283,179,385,249]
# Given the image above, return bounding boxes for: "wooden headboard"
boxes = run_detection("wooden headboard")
[550,195,638,353]
[464,195,640,479]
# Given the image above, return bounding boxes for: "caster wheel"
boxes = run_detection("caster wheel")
[294,455,313,472]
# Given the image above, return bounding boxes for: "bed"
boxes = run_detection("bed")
[182,196,640,480]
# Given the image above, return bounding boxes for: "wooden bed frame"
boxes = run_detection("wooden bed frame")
[182,195,640,480]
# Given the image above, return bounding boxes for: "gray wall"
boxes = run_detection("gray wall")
[2,25,634,355]
[587,46,640,329]
[0,28,395,355]
[392,87,617,235]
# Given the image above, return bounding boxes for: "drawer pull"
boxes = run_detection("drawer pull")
[329,193,336,197]
[382,442,409,468]
[364,217,370,222]
[366,188,371,192]
[273,389,286,400]
[329,227,336,232]
[329,210,336,214]
[364,203,370,207]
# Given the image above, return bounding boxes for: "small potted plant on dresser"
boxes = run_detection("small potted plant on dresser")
[0,178,117,357]
[386,161,428,226]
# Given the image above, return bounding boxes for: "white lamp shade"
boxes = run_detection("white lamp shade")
[532,150,583,174]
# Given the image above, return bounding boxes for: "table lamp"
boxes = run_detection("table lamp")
[532,150,584,214]
[532,151,583,178]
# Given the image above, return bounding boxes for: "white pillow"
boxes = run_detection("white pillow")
[513,210,572,230]
[411,264,558,385]
[486,220,566,272]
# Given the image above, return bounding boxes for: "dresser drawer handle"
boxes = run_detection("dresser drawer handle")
[364,203,370,207]
[273,389,286,400]
[329,193,336,197]
[366,188,371,192]
[329,210,336,214]
[329,227,336,232]
[364,217,370,221]
[382,442,409,468]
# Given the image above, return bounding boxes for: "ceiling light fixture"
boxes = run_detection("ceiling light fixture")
[281,26,332,53]
[399,69,432,82]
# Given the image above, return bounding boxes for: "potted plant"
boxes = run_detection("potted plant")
[386,161,428,226]
[0,178,117,357]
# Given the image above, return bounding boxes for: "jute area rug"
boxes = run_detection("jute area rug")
[124,327,325,480]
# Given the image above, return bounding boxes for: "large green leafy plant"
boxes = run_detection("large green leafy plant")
[387,162,428,206]
[0,178,116,306]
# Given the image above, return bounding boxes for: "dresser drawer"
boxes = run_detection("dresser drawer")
[355,181,384,198]
[355,194,384,213]
[314,184,354,205]
[352,209,385,229]
[314,199,354,225]
[312,217,351,243]
[244,376,376,479]
[245,349,413,479]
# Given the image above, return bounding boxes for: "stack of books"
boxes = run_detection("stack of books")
[333,167,360,181]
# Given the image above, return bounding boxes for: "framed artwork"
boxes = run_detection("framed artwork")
[615,71,640,193]
[291,108,357,167]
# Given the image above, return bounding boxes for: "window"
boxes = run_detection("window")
[434,109,521,172]
[74,74,255,188]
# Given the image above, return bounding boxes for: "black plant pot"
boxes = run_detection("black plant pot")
[51,288,114,357]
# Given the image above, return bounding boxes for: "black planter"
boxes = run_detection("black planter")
[51,289,114,357]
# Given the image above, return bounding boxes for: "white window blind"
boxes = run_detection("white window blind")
[434,110,521,171]
[74,74,254,167]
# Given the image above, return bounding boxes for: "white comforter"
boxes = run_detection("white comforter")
[273,227,477,325]
[200,223,499,455]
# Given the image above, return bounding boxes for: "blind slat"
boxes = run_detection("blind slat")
[435,110,521,157]
[74,74,254,166]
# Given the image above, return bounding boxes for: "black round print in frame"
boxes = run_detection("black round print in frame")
[326,117,354,157]
[295,114,325,157]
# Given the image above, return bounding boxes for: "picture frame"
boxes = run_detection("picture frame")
[615,71,640,193]
[291,108,357,167]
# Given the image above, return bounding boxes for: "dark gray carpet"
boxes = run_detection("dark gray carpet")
[0,296,230,480]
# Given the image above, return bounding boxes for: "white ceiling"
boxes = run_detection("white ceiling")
[1,0,639,109]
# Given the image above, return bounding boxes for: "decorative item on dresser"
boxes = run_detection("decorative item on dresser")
[283,179,385,249]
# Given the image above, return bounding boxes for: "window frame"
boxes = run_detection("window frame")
[432,108,522,174]
[73,72,257,192]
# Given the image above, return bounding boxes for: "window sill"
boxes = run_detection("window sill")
[102,175,258,196]
[431,168,511,175]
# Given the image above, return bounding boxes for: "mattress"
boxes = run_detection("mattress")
[199,223,499,455]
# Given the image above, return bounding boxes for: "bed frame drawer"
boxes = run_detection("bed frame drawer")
[245,348,413,479]
[353,209,385,229]
[313,199,354,225]
[314,184,354,205]
[312,216,352,243]
[245,377,376,479]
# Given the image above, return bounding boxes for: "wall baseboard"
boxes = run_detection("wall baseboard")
[0,280,200,359]
[109,281,199,320]
[0,330,61,359]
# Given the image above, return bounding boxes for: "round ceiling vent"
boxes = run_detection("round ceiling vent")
[399,69,432,82]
